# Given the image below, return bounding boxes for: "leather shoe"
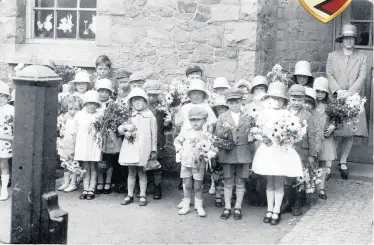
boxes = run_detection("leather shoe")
[233,209,242,220]
[339,164,349,179]
[318,189,327,200]
[270,213,281,225]
[220,209,231,220]
[263,211,272,223]
[153,184,162,200]
[120,195,134,205]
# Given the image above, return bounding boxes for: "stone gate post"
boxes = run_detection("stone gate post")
[10,65,68,244]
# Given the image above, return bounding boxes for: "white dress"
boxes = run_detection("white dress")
[73,109,102,162]
[0,104,14,158]
[251,109,303,177]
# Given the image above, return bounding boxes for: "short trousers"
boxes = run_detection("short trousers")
[222,163,250,179]
[180,162,206,180]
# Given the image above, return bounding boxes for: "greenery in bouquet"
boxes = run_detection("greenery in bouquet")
[188,132,218,171]
[248,110,306,148]
[55,65,80,86]
[266,64,294,86]
[214,122,235,151]
[157,80,190,124]
[326,93,366,129]
[90,101,132,145]
[60,154,86,177]
[296,167,323,194]
[2,114,13,136]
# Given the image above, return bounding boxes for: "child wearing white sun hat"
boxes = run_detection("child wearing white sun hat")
[73,90,102,201]
[0,81,14,201]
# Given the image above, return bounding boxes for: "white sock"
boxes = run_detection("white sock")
[235,184,245,209]
[266,190,275,212]
[1,174,10,197]
[273,192,284,214]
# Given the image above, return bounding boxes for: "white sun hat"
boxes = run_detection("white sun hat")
[83,90,101,107]
[188,79,209,99]
[71,70,92,84]
[95,78,113,93]
[213,77,230,89]
[0,81,11,97]
[127,87,148,107]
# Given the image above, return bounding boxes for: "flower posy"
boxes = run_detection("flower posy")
[61,155,86,177]
[296,167,323,193]
[266,64,293,86]
[326,93,366,129]
[248,110,306,148]
[188,132,218,171]
[91,101,132,145]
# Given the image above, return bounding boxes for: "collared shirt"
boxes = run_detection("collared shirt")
[230,111,240,126]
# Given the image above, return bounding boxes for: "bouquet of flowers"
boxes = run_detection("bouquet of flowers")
[60,154,86,177]
[248,110,307,148]
[296,167,323,194]
[266,64,294,86]
[90,101,133,145]
[214,122,235,150]
[157,80,190,124]
[189,132,218,171]
[0,114,14,150]
[326,93,366,130]
[120,123,137,144]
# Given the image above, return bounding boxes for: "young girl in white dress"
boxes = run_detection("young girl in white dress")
[73,90,102,200]
[58,95,83,192]
[252,82,303,225]
[70,70,92,100]
[0,82,14,201]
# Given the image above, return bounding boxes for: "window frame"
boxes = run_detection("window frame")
[26,0,96,43]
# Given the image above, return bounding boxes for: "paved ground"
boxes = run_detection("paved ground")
[0,177,372,244]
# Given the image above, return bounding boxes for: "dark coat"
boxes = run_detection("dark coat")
[149,107,172,159]
[215,110,253,164]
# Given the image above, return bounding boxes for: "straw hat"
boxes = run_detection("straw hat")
[213,77,230,89]
[313,77,329,93]
[293,61,313,77]
[224,87,244,100]
[335,24,357,43]
[188,79,209,99]
[264,81,289,100]
[289,84,306,97]
[83,90,101,107]
[251,75,268,93]
[95,78,113,93]
[305,87,317,105]
[71,70,91,84]
[127,87,148,107]
[143,80,163,94]
[0,81,11,97]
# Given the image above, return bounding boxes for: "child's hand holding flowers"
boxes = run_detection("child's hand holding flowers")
[324,124,335,137]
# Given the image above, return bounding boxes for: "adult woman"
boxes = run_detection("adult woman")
[326,23,368,179]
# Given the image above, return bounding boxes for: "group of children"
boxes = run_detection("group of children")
[0,56,340,226]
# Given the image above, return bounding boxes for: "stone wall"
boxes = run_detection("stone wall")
[270,0,334,77]
[0,0,335,84]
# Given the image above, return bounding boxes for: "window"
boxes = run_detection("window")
[349,0,373,47]
[33,0,96,40]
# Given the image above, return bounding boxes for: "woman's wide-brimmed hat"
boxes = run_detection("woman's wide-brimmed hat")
[143,80,163,94]
[313,77,329,93]
[127,87,148,107]
[188,79,209,99]
[264,81,289,100]
[0,81,11,97]
[213,77,230,89]
[95,78,113,93]
[335,24,357,43]
[71,70,92,84]
[305,87,317,105]
[251,75,268,93]
[293,60,313,78]
[83,90,101,107]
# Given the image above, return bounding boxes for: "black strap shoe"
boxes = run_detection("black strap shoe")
[318,189,327,200]
[263,211,272,223]
[270,213,281,225]
[233,208,242,220]
[339,163,349,180]
[220,208,231,220]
